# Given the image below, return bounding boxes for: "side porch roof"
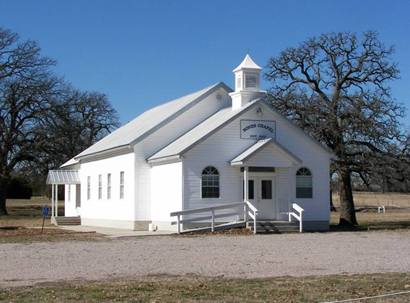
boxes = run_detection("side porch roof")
[46,170,80,185]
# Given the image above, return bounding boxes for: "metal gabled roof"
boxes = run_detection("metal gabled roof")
[148,98,333,165]
[60,157,79,168]
[75,82,232,159]
[147,98,262,163]
[230,138,273,164]
[46,170,80,185]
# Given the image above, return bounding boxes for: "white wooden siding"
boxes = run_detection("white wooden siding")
[151,162,183,224]
[276,167,291,220]
[133,88,231,221]
[64,184,77,217]
[244,144,297,167]
[182,103,330,222]
[79,152,135,222]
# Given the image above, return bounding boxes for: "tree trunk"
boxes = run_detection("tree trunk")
[338,169,357,226]
[0,179,8,215]
[330,189,336,212]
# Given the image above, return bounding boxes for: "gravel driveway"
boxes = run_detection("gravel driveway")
[1,230,409,287]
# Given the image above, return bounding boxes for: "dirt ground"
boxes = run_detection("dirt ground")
[1,195,410,302]
[1,229,409,288]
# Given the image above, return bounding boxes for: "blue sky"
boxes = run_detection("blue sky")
[1,0,409,126]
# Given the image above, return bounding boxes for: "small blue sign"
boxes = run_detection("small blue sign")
[42,205,49,217]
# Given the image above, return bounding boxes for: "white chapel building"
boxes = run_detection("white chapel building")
[47,55,332,232]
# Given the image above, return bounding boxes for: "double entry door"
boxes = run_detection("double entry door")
[244,175,277,220]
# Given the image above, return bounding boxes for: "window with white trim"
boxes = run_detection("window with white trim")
[120,171,124,199]
[87,176,91,200]
[98,174,102,200]
[107,173,111,200]
[296,167,313,198]
[201,166,220,198]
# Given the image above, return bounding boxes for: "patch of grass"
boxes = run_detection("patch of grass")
[1,273,410,302]
[1,197,61,228]
[0,198,104,243]
[0,226,105,243]
[181,227,253,237]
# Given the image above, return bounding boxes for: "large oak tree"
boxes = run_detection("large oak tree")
[265,32,405,226]
[32,89,120,177]
[0,28,119,215]
[0,28,57,215]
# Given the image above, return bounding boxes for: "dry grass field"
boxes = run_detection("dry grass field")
[330,191,410,230]
[0,197,103,243]
[333,191,410,208]
[1,197,58,228]
[1,273,410,303]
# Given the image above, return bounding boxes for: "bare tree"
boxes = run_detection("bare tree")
[32,88,120,177]
[265,32,405,226]
[363,137,410,192]
[0,28,57,215]
[0,29,54,81]
[0,28,119,214]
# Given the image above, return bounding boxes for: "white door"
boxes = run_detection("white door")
[245,176,276,220]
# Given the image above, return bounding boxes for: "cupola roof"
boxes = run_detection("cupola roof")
[233,54,262,72]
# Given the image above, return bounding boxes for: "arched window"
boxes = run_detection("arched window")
[201,166,220,198]
[296,167,312,198]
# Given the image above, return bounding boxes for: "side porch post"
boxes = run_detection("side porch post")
[51,183,55,217]
[243,166,248,222]
[55,184,58,217]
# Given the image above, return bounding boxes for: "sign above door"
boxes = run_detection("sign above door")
[240,119,276,140]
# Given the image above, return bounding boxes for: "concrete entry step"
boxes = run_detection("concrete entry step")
[53,216,81,226]
[246,221,299,234]
[180,221,246,234]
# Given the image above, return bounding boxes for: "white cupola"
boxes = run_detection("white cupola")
[229,54,263,110]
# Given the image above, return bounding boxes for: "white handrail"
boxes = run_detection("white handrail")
[170,202,243,216]
[292,203,304,214]
[288,203,304,232]
[170,201,258,234]
[244,200,258,234]
[245,200,258,213]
